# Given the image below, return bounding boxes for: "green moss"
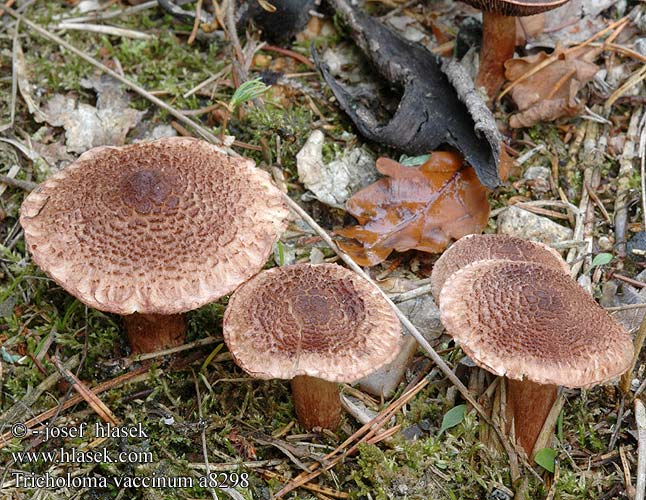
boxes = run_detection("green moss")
[348,411,511,499]
[241,104,313,171]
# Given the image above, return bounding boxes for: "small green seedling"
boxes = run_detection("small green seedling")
[438,404,466,435]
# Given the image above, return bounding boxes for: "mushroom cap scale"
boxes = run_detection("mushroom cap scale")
[20,137,289,315]
[430,233,569,302]
[460,0,569,16]
[439,260,633,388]
[223,263,402,382]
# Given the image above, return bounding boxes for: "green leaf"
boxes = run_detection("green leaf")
[399,154,431,167]
[1,347,22,364]
[534,448,556,473]
[591,252,613,268]
[438,404,466,435]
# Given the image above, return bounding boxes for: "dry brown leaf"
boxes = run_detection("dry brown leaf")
[335,151,490,266]
[504,45,601,128]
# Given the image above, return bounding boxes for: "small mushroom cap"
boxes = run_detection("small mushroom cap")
[460,0,569,16]
[223,263,402,382]
[439,260,634,388]
[20,137,289,315]
[430,234,569,302]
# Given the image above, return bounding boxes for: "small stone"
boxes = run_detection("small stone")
[598,236,613,252]
[497,206,573,246]
[634,38,646,57]
[401,423,426,440]
[309,247,325,264]
[523,166,551,195]
[523,166,550,181]
[490,485,513,500]
[297,130,377,209]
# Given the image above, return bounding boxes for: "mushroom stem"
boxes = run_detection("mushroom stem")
[475,12,516,101]
[506,378,558,457]
[122,313,187,354]
[290,375,341,430]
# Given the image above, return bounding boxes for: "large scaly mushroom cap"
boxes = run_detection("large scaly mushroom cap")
[20,137,289,315]
[431,233,569,302]
[439,260,634,388]
[223,263,402,382]
[460,0,569,16]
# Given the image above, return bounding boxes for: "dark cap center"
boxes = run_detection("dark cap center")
[121,169,180,214]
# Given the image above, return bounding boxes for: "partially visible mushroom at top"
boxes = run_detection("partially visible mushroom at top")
[460,0,570,100]
[20,137,289,354]
[430,233,569,302]
[223,263,402,431]
[440,259,633,457]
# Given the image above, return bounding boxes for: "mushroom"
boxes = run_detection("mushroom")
[223,263,402,430]
[439,259,633,456]
[460,0,570,100]
[20,137,289,354]
[430,233,569,303]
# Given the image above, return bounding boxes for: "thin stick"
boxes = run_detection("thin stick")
[607,64,646,109]
[182,64,231,98]
[0,174,36,191]
[613,273,646,289]
[225,0,247,84]
[640,110,646,232]
[615,108,643,257]
[58,0,158,23]
[606,303,646,312]
[0,0,15,18]
[53,355,120,426]
[620,311,646,394]
[635,398,646,500]
[193,370,218,500]
[187,0,203,45]
[55,22,152,40]
[9,18,18,128]
[2,6,230,150]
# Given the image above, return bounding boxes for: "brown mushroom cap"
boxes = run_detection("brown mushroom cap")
[430,234,569,302]
[439,260,634,388]
[20,137,289,315]
[460,0,569,16]
[223,263,402,382]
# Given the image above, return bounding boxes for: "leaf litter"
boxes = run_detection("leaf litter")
[505,44,602,128]
[41,75,145,153]
[335,151,490,266]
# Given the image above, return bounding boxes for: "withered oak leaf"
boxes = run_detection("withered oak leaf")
[504,44,601,128]
[335,152,490,266]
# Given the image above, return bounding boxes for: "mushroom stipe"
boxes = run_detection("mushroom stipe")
[439,258,633,457]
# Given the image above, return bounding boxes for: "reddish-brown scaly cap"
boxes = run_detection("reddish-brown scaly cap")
[223,263,402,382]
[460,0,569,16]
[431,234,569,302]
[20,137,289,315]
[439,260,633,388]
